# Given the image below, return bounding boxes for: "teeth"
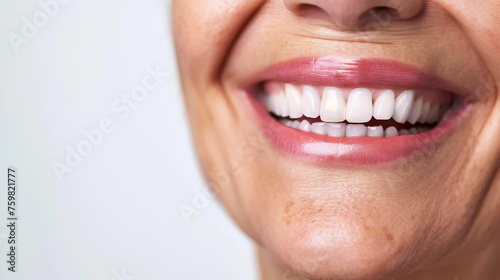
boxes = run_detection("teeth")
[320,87,346,122]
[278,93,289,117]
[385,126,399,137]
[311,122,327,135]
[346,88,372,123]
[407,98,423,125]
[399,129,410,135]
[418,102,431,123]
[266,94,279,116]
[302,86,321,118]
[367,126,384,137]
[373,90,395,120]
[299,120,311,132]
[326,123,346,137]
[393,90,415,124]
[346,124,368,137]
[267,83,452,138]
[283,119,431,138]
[283,120,302,129]
[286,84,303,119]
[270,85,446,125]
[426,104,440,123]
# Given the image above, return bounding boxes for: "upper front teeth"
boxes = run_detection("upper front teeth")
[265,83,449,125]
[320,87,346,122]
[346,88,373,123]
[302,86,321,118]
[373,90,395,120]
[392,90,415,124]
[285,84,302,118]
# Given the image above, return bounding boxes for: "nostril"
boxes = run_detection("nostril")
[295,3,330,20]
[284,0,425,29]
[372,6,398,14]
[364,6,399,18]
[359,6,400,27]
[297,3,322,13]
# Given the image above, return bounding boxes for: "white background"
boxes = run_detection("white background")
[0,0,257,279]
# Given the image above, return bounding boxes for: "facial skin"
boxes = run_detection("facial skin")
[172,1,500,279]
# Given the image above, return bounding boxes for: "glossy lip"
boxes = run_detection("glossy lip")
[242,57,469,98]
[241,57,472,165]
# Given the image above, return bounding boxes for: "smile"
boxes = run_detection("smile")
[244,57,472,164]
[264,82,452,137]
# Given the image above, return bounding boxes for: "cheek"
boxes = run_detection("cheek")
[438,0,500,79]
[172,0,209,79]
[173,0,266,85]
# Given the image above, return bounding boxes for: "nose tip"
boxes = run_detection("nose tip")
[283,0,425,29]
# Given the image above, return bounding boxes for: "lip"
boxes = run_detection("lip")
[242,57,468,98]
[241,57,472,165]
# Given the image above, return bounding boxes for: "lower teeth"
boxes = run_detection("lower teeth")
[279,119,431,138]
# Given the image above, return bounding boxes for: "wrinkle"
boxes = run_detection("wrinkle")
[217,0,267,118]
[283,21,451,45]
[429,1,498,93]
[283,30,394,45]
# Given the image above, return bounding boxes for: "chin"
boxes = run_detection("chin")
[263,218,421,280]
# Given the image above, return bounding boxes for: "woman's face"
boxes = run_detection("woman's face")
[173,1,500,279]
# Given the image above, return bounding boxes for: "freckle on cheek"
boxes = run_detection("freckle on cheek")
[384,226,394,242]
[282,198,326,226]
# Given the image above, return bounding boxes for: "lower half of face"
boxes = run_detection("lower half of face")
[173,0,500,279]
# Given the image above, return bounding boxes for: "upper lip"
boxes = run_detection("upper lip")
[243,56,468,99]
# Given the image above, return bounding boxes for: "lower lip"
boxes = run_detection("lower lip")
[243,91,471,165]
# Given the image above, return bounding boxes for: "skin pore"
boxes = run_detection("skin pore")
[172,1,500,279]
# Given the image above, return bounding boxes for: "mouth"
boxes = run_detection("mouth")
[243,57,472,164]
[264,82,452,137]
